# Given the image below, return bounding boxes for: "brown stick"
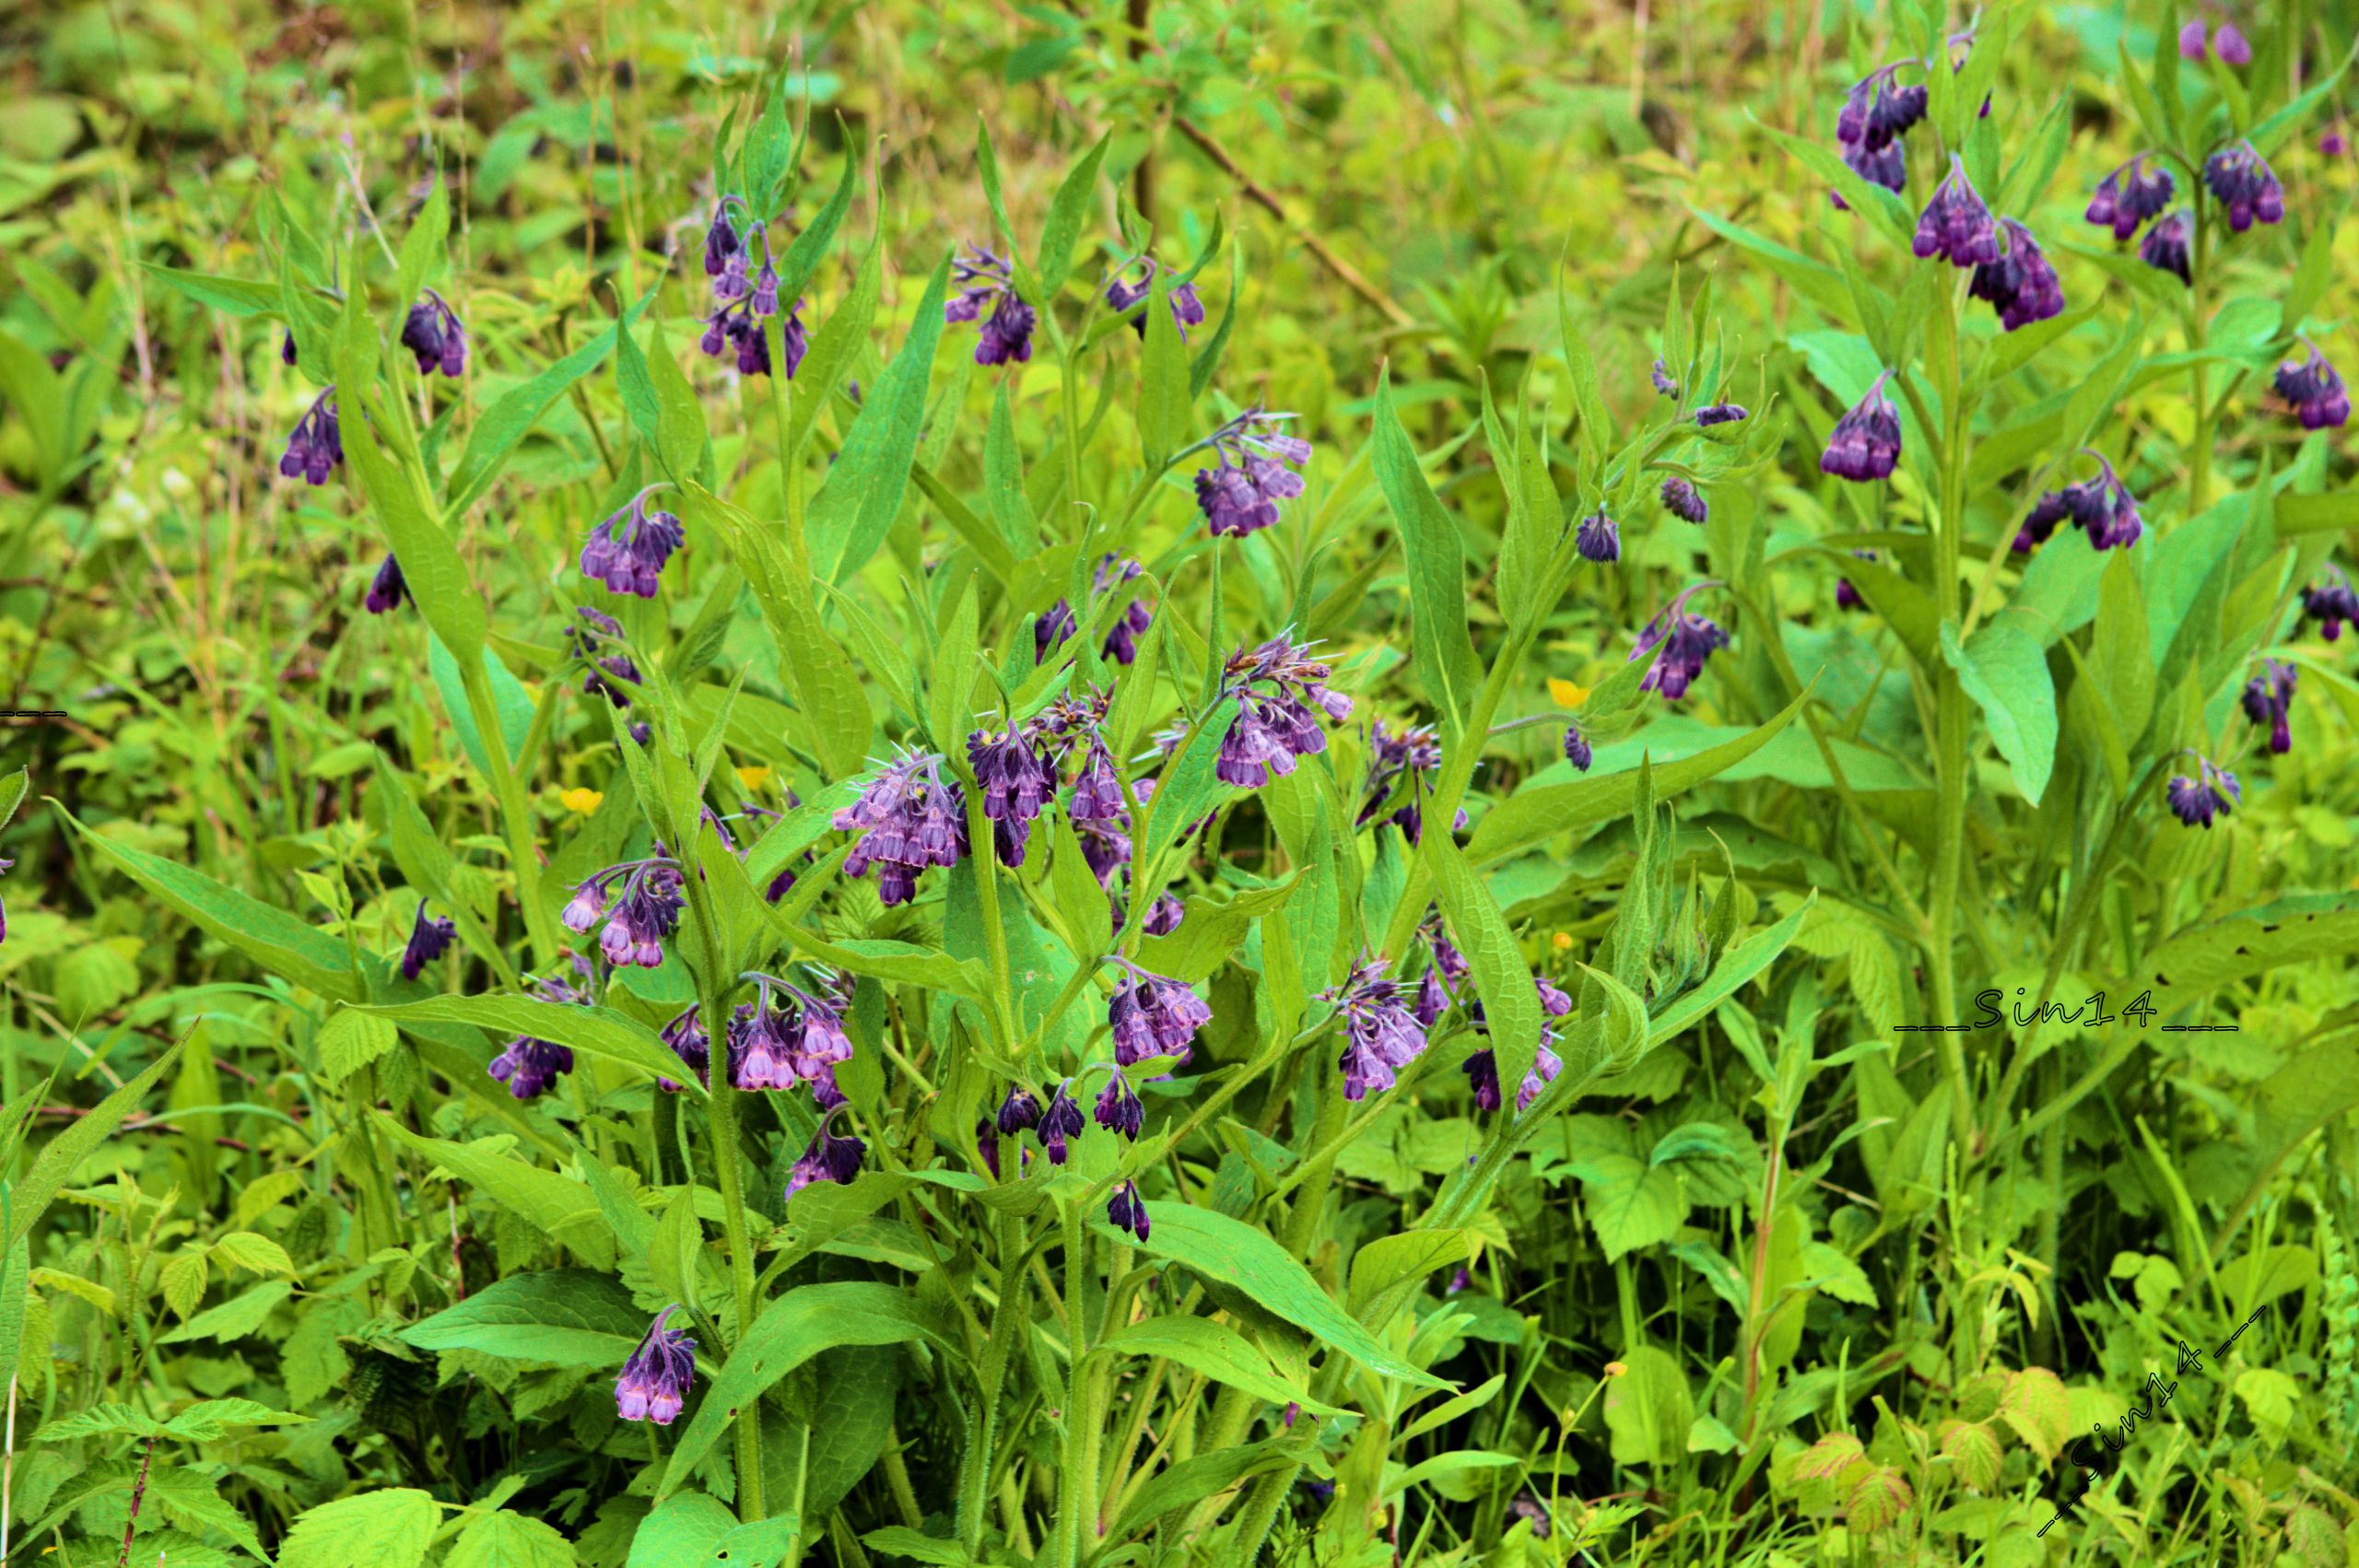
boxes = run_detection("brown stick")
[1169,116,1416,329]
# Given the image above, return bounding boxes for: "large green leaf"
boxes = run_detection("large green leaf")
[446,1510,579,1568]
[1097,1315,1345,1416]
[810,252,952,584]
[278,1489,439,1568]
[1107,1203,1449,1389]
[445,295,650,515]
[658,1282,951,1497]
[399,1270,647,1366]
[1428,832,1542,1108]
[359,994,703,1097]
[377,1119,618,1270]
[1371,368,1483,731]
[1942,622,2058,805]
[1105,1435,1313,1545]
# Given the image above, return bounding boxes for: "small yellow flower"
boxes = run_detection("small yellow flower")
[1603,1360,1628,1378]
[1547,677,1590,708]
[559,787,604,815]
[1551,931,1574,952]
[735,765,774,791]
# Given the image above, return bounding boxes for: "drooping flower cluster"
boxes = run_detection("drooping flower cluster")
[1461,974,1574,1115]
[834,750,968,906]
[785,1116,868,1202]
[699,201,804,378]
[1575,511,1620,564]
[1357,720,1466,845]
[277,389,343,486]
[2141,211,2193,284]
[2165,755,2241,829]
[2274,345,2350,430]
[562,855,687,968]
[1037,1082,1086,1164]
[2302,566,2359,640]
[1325,959,1433,1101]
[1631,585,1731,701]
[568,607,642,708]
[615,1307,696,1425]
[1821,372,1903,482]
[364,554,409,615]
[1069,776,1186,938]
[1694,403,1748,427]
[1105,260,1207,339]
[1036,555,1155,666]
[968,726,1056,868]
[581,485,686,598]
[1095,1072,1145,1141]
[1192,408,1312,537]
[2203,143,2284,233]
[399,900,456,981]
[489,954,592,1098]
[2242,661,2298,755]
[2180,18,2251,64]
[1967,219,2065,332]
[1109,961,1215,1069]
[1912,158,2001,268]
[2013,453,2142,554]
[1215,637,1354,789]
[2085,156,2177,240]
[658,1004,710,1093]
[945,248,1036,367]
[1831,62,1926,205]
[1107,1179,1150,1242]
[1562,724,1592,773]
[398,292,468,378]
[1660,477,1707,525]
[727,971,854,1092]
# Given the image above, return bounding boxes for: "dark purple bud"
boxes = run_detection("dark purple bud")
[277,390,343,486]
[1913,157,2001,268]
[365,553,410,615]
[2241,660,2297,755]
[1837,70,1927,150]
[1650,358,1680,398]
[2034,455,2142,552]
[2140,210,2192,283]
[562,857,685,968]
[2273,345,2349,429]
[1563,724,1592,772]
[1039,1082,1086,1164]
[1836,550,1875,611]
[1094,1073,1144,1141]
[968,728,1056,864]
[1109,965,1214,1067]
[1575,512,1620,563]
[1106,262,1204,339]
[976,294,1036,367]
[1107,1179,1150,1242]
[280,330,299,367]
[2301,566,2359,640]
[2204,143,2284,233]
[2324,128,2350,157]
[2165,758,2239,828]
[996,1084,1043,1136]
[2215,23,2250,64]
[1968,219,2065,332]
[2088,157,2177,241]
[976,1119,1002,1178]
[1071,742,1125,823]
[581,486,686,598]
[1143,892,1185,935]
[1830,138,1906,212]
[1631,587,1731,702]
[1036,599,1078,660]
[2178,18,2208,59]
[703,206,740,277]
[615,1307,696,1424]
[1820,371,1902,482]
[785,1120,866,1201]
[399,899,457,981]
[1694,403,1748,427]
[1659,477,1707,524]
[659,1005,710,1092]
[1447,1267,1472,1294]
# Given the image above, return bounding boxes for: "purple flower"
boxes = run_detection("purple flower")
[581,485,686,598]
[488,956,592,1097]
[399,900,456,981]
[2205,143,2284,233]
[1650,359,1680,398]
[1833,138,1907,209]
[2273,345,2350,429]
[1821,371,1902,482]
[968,727,1056,868]
[1323,959,1432,1101]
[364,554,410,615]
[2215,22,2250,65]
[1035,601,1077,661]
[1563,724,1592,772]
[1837,549,1875,611]
[1095,555,1154,663]
[0,858,13,951]
[1968,219,2065,332]
[1462,975,1571,1114]
[1357,720,1465,845]
[1143,892,1185,935]
[1109,963,1214,1067]
[659,1005,710,1092]
[1837,67,1928,150]
[2086,156,2177,240]
[1107,1179,1150,1242]
[835,750,968,906]
[568,607,641,707]
[1039,1082,1086,1164]
[726,974,853,1090]
[2140,211,2193,283]
[279,330,298,367]
[277,388,343,486]
[398,292,467,379]
[976,1118,1002,1178]
[704,205,740,277]
[2301,566,2359,640]
[2241,660,2297,755]
[1106,261,1207,338]
[1095,1073,1144,1141]
[2165,756,2240,828]
[615,1307,696,1424]
[1660,477,1707,525]
[1508,1492,1554,1539]
[785,1118,866,1201]
[562,856,686,968]
[996,1084,1043,1136]
[2023,452,2142,553]
[2179,18,2210,59]
[1631,585,1731,701]
[1192,408,1311,537]
[2324,127,2350,157]
[946,248,1035,366]
[1913,157,2001,268]
[1694,403,1748,427]
[1575,511,1621,563]
[1215,637,1352,790]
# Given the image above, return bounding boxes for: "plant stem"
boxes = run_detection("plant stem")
[1053,1200,1105,1567]
[1928,285,1976,1157]
[2189,197,2212,512]
[705,1069,766,1520]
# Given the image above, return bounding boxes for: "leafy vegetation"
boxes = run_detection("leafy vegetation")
[2,2,2356,1565]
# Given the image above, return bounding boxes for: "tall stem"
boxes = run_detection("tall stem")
[2189,197,2213,512]
[706,1067,766,1519]
[1053,1201,1105,1568]
[1928,287,1976,1156]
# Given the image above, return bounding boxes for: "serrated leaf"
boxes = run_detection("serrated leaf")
[278,1488,438,1568]
[446,1509,579,1568]
[212,1231,298,1278]
[319,1009,400,1082]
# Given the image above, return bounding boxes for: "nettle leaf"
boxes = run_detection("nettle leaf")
[446,1508,581,1568]
[1937,1419,2004,1491]
[278,1489,439,1568]
[400,1270,647,1366]
[34,1398,309,1444]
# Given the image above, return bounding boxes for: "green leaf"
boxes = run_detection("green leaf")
[428,633,534,778]
[278,1489,438,1568]
[1348,1229,1477,1315]
[1428,832,1541,1106]
[628,1493,738,1568]
[1371,368,1483,732]
[770,142,859,310]
[1106,1437,1310,1545]
[338,380,487,664]
[3,1037,183,1255]
[641,313,708,482]
[928,570,980,759]
[658,1282,951,1497]
[786,240,884,463]
[318,1008,399,1081]
[2110,894,2359,1005]
[359,994,705,1098]
[445,294,649,516]
[1602,1343,1692,1468]
[395,179,451,308]
[1468,684,1814,863]
[1137,263,1190,468]
[810,252,951,584]
[1097,1315,1345,1416]
[158,1280,292,1344]
[1941,622,2057,805]
[862,1526,978,1566]
[1109,1202,1449,1389]
[143,264,283,317]
[377,1119,618,1270]
[1133,874,1297,983]
[1036,133,1109,299]
[447,1510,578,1568]
[399,1270,647,1366]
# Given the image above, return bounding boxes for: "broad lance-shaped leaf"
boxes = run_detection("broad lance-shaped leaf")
[1097,1202,1450,1390]
[1097,1316,1348,1417]
[2111,893,2359,1004]
[1371,366,1484,734]
[358,993,707,1097]
[658,1282,954,1497]
[444,288,653,516]
[1941,622,2057,806]
[1427,831,1542,1107]
[1468,683,1815,864]
[400,1270,647,1366]
[338,367,486,664]
[1106,1435,1315,1546]
[811,252,952,585]
[376,1116,617,1270]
